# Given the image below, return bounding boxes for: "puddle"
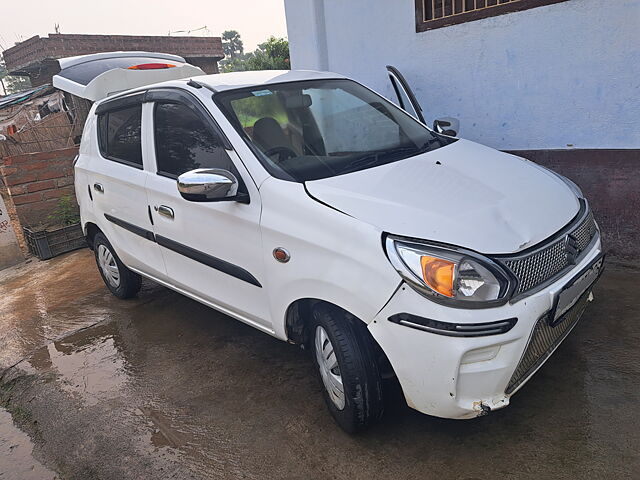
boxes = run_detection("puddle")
[0,408,57,480]
[0,250,107,368]
[26,323,130,406]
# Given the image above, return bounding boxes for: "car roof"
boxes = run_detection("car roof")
[92,69,349,109]
[191,69,347,92]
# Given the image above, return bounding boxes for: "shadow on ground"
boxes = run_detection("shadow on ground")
[0,249,638,479]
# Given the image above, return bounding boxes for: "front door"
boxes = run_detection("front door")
[143,91,272,332]
[386,65,426,124]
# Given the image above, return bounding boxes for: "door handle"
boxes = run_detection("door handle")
[155,205,174,219]
[93,183,104,193]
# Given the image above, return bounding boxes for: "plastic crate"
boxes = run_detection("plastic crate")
[23,223,87,260]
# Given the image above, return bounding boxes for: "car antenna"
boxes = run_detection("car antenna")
[187,79,218,93]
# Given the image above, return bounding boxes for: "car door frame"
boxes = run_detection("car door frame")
[386,65,426,124]
[142,87,274,333]
[88,92,167,280]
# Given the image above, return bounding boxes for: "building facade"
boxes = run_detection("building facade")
[284,0,640,259]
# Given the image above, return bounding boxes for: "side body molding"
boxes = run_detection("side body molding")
[104,214,261,287]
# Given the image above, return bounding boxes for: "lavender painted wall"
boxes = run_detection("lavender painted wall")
[285,0,640,151]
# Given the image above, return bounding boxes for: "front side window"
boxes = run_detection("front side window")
[97,105,142,167]
[154,102,235,178]
[215,79,454,182]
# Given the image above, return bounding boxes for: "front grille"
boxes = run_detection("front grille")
[502,210,597,296]
[505,287,592,394]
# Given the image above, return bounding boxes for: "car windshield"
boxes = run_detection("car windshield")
[215,79,456,182]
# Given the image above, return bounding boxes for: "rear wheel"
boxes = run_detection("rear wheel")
[93,232,141,299]
[311,304,384,433]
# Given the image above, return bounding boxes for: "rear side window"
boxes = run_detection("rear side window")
[154,102,235,177]
[97,105,143,167]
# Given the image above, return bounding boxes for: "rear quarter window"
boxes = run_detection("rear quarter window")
[97,105,143,168]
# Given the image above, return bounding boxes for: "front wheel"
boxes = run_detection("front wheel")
[311,304,384,433]
[93,232,141,299]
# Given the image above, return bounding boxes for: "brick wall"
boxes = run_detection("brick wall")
[4,34,224,76]
[509,149,640,262]
[0,147,78,228]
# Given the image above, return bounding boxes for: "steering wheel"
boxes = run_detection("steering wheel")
[263,146,297,163]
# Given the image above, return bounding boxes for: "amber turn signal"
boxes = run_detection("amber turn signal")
[420,256,455,297]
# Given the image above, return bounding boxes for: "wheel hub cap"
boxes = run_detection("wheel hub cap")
[97,244,120,288]
[315,325,345,410]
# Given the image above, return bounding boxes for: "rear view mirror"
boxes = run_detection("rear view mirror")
[284,94,312,109]
[433,117,460,137]
[177,168,248,203]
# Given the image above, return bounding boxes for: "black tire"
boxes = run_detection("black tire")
[311,304,384,433]
[93,232,142,299]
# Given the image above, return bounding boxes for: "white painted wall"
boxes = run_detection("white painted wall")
[285,0,640,150]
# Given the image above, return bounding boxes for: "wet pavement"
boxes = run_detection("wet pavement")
[0,249,639,479]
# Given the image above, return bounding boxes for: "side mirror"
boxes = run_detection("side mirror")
[177,168,248,203]
[433,117,460,137]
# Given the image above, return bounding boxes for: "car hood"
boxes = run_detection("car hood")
[305,139,580,254]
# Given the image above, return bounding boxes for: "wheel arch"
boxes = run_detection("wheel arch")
[285,297,395,376]
[84,221,102,249]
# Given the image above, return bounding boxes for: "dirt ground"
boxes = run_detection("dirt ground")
[0,248,638,479]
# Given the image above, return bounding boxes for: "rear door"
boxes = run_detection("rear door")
[89,94,166,279]
[386,65,426,124]
[53,51,204,101]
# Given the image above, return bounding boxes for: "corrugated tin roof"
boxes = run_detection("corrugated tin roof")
[0,85,54,109]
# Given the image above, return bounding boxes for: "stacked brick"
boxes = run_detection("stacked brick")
[0,146,78,228]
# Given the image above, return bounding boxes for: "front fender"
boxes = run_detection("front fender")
[259,178,401,340]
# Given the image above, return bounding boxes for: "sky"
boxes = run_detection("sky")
[0,0,288,53]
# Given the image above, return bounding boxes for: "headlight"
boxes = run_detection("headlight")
[385,236,512,307]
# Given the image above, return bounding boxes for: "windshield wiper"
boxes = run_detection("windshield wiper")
[337,153,381,174]
[337,145,421,174]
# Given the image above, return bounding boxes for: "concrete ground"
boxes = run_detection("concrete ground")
[0,249,638,480]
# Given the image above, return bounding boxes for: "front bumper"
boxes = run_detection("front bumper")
[368,237,603,419]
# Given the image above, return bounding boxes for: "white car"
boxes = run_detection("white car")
[58,52,604,433]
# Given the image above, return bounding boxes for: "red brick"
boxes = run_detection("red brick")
[7,185,26,195]
[22,161,52,172]
[42,186,75,200]
[12,192,42,205]
[0,166,18,176]
[5,172,37,186]
[26,180,57,193]
[55,177,75,187]
[28,151,56,161]
[1,147,78,166]
[37,169,65,181]
[1,156,25,166]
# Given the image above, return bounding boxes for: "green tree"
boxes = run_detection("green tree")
[220,35,290,73]
[245,37,290,70]
[0,54,31,95]
[221,30,244,60]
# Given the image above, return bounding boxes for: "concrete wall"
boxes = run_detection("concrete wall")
[285,0,640,151]
[0,192,23,269]
[0,147,78,228]
[511,149,640,261]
